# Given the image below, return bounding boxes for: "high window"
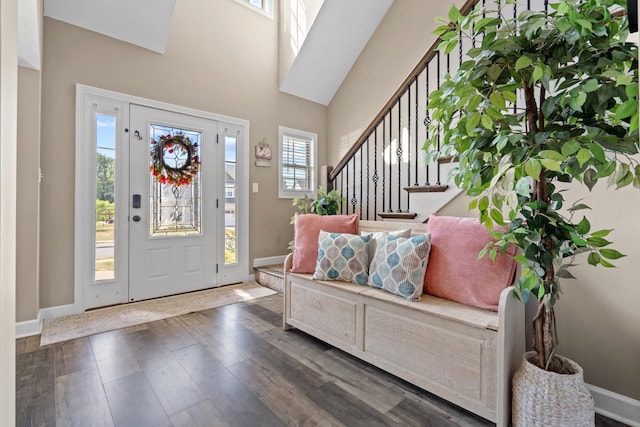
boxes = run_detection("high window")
[235,0,273,18]
[279,126,317,199]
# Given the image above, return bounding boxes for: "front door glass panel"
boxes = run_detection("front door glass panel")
[95,114,116,281]
[224,135,237,264]
[149,124,202,237]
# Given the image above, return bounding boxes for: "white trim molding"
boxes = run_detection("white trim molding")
[253,255,287,268]
[589,384,640,427]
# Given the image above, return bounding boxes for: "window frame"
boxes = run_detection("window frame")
[278,126,317,200]
[233,0,274,18]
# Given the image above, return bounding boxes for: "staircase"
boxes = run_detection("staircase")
[254,264,285,293]
[326,0,548,222]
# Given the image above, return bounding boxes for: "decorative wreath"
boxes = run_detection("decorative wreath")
[150,133,200,186]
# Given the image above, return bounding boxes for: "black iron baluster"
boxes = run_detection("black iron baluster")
[365,138,369,220]
[359,145,364,218]
[425,63,431,186]
[397,100,402,212]
[381,118,386,214]
[414,74,419,187]
[373,127,378,219]
[436,52,442,186]
[387,110,393,213]
[351,156,357,214]
[345,163,350,214]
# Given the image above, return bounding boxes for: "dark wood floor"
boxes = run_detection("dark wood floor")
[16,293,628,427]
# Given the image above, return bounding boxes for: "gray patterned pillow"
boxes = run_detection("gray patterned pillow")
[313,231,371,286]
[368,234,432,300]
[361,228,412,264]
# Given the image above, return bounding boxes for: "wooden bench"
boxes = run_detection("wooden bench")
[283,220,524,426]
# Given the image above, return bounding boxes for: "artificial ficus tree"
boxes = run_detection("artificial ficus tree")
[424,0,638,371]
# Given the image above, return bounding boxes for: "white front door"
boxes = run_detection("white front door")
[128,105,218,301]
[76,86,250,312]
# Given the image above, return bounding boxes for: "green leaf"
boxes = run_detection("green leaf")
[448,5,461,22]
[532,64,544,83]
[515,55,533,71]
[568,203,591,212]
[561,141,581,157]
[587,252,601,266]
[616,100,637,121]
[583,168,598,190]
[589,143,605,162]
[490,208,505,225]
[478,195,489,211]
[503,91,517,103]
[577,148,591,167]
[591,229,612,238]
[587,236,611,247]
[466,112,481,134]
[577,216,591,234]
[539,150,566,161]
[515,177,531,197]
[600,249,625,260]
[481,114,494,130]
[490,92,506,110]
[540,158,563,172]
[583,78,599,93]
[525,159,542,181]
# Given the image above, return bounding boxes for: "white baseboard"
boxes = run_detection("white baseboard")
[15,303,76,338]
[253,255,287,268]
[15,318,42,338]
[39,303,75,322]
[589,384,640,426]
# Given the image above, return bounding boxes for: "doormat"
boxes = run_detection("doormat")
[40,282,277,346]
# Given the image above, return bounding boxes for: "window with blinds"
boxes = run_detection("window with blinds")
[279,126,317,199]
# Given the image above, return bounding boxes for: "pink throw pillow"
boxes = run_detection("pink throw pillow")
[424,215,517,311]
[291,213,360,273]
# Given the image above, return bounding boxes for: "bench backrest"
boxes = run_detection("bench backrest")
[359,220,428,236]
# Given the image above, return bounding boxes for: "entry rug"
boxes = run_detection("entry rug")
[40,282,277,346]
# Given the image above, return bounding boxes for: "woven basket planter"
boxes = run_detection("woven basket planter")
[512,351,594,427]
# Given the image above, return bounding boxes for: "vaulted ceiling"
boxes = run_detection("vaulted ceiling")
[19,0,393,106]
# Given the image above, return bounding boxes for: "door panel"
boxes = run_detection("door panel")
[128,105,218,302]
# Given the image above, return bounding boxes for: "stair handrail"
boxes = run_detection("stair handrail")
[328,0,480,183]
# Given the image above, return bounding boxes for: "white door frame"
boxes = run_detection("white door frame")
[74,84,250,313]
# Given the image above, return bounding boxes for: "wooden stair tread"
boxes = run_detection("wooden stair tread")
[438,155,459,164]
[377,212,418,220]
[403,185,449,193]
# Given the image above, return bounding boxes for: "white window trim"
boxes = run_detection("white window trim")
[233,0,274,19]
[278,126,317,199]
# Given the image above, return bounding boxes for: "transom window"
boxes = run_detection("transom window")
[279,126,317,199]
[234,0,273,18]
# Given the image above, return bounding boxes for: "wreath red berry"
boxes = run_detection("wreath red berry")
[150,133,200,186]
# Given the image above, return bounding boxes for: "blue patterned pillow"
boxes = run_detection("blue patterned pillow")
[313,231,371,286]
[368,234,432,300]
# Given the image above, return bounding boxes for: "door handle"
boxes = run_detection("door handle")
[132,215,141,222]
[132,194,141,209]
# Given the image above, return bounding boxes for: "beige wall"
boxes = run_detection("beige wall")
[327,0,453,166]
[327,0,640,403]
[37,0,327,309]
[16,66,41,322]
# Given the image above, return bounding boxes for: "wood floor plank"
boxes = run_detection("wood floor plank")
[16,334,42,355]
[54,336,96,376]
[141,357,206,416]
[173,312,252,367]
[307,382,395,427]
[386,395,491,427]
[55,367,114,427]
[16,346,56,427]
[169,400,229,427]
[123,327,174,370]
[228,357,347,427]
[172,343,285,427]
[90,330,141,383]
[103,372,172,427]
[213,301,276,334]
[147,317,198,352]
